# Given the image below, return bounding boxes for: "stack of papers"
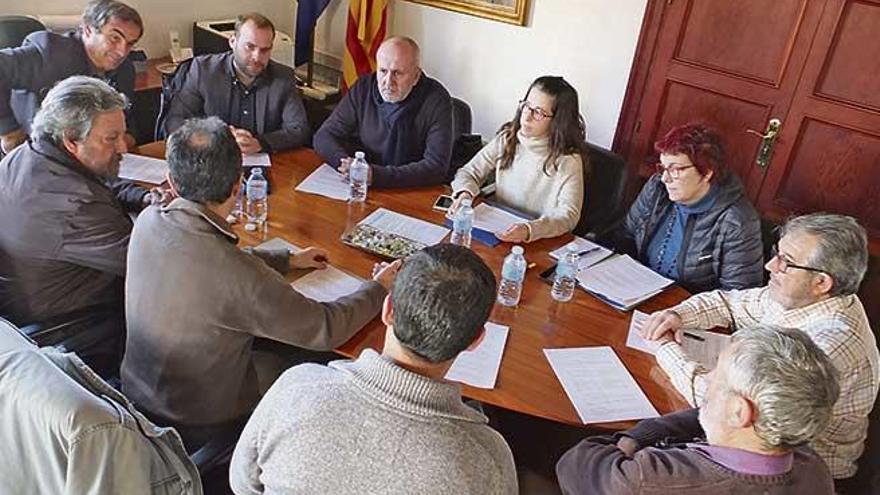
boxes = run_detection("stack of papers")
[295,164,349,201]
[472,203,524,233]
[549,237,614,269]
[360,208,450,246]
[119,153,168,184]
[545,346,659,423]
[242,153,272,167]
[444,323,509,389]
[576,255,673,311]
[291,266,364,302]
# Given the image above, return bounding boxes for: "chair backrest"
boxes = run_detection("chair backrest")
[451,97,472,137]
[0,15,45,49]
[154,58,193,141]
[574,143,627,239]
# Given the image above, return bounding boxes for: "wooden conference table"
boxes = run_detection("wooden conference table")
[138,142,691,430]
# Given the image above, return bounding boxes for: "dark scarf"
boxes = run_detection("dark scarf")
[370,72,432,166]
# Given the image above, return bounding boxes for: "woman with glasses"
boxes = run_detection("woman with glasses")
[609,123,763,292]
[449,76,586,242]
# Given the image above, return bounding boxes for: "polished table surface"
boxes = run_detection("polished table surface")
[138,142,691,430]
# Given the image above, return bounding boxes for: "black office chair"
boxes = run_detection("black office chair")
[0,15,45,49]
[448,97,483,182]
[154,58,193,141]
[573,143,628,239]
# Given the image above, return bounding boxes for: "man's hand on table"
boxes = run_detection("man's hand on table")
[338,157,373,184]
[640,309,683,344]
[143,186,176,207]
[292,247,329,270]
[230,126,262,155]
[1,129,27,155]
[372,260,402,292]
[496,223,529,243]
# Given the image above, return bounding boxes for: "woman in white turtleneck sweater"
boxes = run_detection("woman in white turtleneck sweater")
[450,76,587,242]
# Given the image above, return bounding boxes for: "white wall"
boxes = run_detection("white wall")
[1,0,647,147]
[314,0,649,148]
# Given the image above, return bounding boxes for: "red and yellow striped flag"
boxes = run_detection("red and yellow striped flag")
[342,0,388,90]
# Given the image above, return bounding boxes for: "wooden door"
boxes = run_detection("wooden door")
[755,0,880,252]
[617,0,827,198]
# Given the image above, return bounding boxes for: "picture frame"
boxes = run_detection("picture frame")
[404,0,529,26]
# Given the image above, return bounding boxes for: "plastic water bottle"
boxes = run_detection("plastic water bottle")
[497,245,527,307]
[349,151,369,202]
[551,246,580,302]
[245,168,268,232]
[450,198,474,247]
[227,178,245,224]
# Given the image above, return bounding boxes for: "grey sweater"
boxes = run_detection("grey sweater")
[229,349,518,494]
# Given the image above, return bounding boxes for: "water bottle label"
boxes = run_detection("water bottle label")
[556,261,576,279]
[502,261,525,282]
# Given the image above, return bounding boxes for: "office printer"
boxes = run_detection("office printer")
[193,19,294,68]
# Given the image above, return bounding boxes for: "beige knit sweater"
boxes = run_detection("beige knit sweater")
[450,130,584,241]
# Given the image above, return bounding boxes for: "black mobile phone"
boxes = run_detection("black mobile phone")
[432,195,454,212]
[539,264,558,284]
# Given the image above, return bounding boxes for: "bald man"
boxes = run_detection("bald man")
[314,37,454,188]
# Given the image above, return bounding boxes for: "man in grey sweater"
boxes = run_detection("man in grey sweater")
[556,325,839,494]
[230,244,518,494]
[122,117,396,450]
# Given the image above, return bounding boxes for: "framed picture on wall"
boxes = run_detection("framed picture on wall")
[404,0,529,26]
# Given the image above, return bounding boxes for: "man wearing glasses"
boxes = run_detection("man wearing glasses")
[0,0,143,155]
[641,212,879,492]
[313,36,454,188]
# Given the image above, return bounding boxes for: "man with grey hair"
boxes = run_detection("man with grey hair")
[0,0,144,154]
[163,13,309,154]
[0,75,151,374]
[641,212,880,486]
[123,117,397,450]
[314,36,454,188]
[557,325,839,494]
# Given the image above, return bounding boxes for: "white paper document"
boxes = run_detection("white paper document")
[360,208,450,246]
[577,255,673,310]
[445,323,509,389]
[242,153,271,168]
[550,237,614,269]
[118,153,169,184]
[680,330,732,370]
[472,203,523,233]
[295,163,350,201]
[625,310,661,355]
[257,237,299,253]
[544,346,659,423]
[291,265,364,302]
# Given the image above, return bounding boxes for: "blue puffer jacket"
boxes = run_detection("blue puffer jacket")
[613,171,764,293]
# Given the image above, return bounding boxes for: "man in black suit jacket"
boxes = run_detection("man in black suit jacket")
[163,13,310,154]
[0,0,143,154]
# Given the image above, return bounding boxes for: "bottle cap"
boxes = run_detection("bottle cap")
[512,245,524,255]
[354,151,365,159]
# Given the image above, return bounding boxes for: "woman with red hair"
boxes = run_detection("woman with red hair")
[611,123,763,292]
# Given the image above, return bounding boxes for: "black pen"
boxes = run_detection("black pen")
[682,332,705,342]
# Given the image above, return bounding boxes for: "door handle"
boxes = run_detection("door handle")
[746,118,782,171]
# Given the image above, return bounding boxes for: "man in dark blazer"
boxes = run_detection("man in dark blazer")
[163,13,310,154]
[0,0,143,154]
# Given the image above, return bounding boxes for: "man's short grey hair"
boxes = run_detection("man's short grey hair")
[31,75,128,145]
[166,117,242,204]
[781,213,868,296]
[381,36,421,66]
[81,0,144,36]
[726,325,840,450]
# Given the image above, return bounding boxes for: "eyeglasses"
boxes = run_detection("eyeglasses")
[518,100,553,121]
[769,243,826,275]
[655,163,696,179]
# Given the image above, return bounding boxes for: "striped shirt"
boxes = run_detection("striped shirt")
[656,287,879,479]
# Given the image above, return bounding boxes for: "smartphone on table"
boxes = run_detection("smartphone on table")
[432,194,454,213]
